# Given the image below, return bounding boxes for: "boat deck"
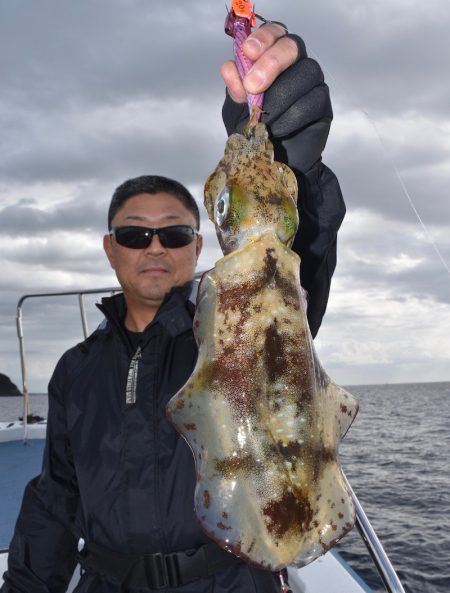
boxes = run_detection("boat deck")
[0,432,45,549]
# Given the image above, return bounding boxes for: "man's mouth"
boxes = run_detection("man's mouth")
[140,266,170,274]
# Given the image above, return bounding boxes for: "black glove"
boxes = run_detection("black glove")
[222,34,333,175]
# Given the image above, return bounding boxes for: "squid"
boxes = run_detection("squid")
[166,0,358,571]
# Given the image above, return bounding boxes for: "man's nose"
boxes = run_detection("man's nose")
[144,233,166,254]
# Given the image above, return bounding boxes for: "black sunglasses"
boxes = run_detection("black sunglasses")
[110,225,198,249]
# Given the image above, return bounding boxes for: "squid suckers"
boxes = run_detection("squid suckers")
[166,123,358,570]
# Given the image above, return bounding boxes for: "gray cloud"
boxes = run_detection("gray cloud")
[294,1,450,117]
[0,1,227,112]
[326,132,449,227]
[0,99,227,186]
[0,199,106,233]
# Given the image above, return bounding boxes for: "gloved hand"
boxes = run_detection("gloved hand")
[222,34,333,175]
[221,27,344,337]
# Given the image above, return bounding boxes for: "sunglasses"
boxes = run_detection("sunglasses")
[110,225,198,249]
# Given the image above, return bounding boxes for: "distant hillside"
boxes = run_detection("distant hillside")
[0,373,22,396]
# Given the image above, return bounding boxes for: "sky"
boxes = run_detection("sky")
[0,0,449,394]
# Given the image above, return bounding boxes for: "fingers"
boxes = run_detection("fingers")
[243,22,289,61]
[221,60,247,103]
[243,35,298,94]
[220,22,300,102]
[243,23,298,94]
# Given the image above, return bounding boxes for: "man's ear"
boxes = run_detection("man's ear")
[103,234,115,269]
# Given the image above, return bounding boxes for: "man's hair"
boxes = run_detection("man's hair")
[108,175,200,230]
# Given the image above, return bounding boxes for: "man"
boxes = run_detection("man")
[2,24,345,593]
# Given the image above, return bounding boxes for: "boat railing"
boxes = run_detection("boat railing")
[16,286,123,441]
[14,283,405,593]
[347,479,406,593]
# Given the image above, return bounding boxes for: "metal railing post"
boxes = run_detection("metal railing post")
[347,479,406,593]
[16,302,30,443]
[78,293,89,339]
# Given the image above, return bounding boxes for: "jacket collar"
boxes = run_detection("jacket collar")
[97,281,194,339]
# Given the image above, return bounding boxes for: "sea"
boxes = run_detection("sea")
[1,381,449,593]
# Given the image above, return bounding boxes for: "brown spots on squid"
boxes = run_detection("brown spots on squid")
[215,453,256,478]
[184,423,196,430]
[263,489,313,539]
[268,440,305,472]
[321,538,337,554]
[217,249,299,322]
[217,280,253,321]
[295,397,310,417]
[262,248,277,284]
[272,400,281,412]
[262,248,299,309]
[268,194,283,206]
[267,438,335,481]
[264,320,286,383]
[262,320,314,403]
[203,350,258,416]
[203,490,210,509]
[217,522,232,530]
[320,520,355,553]
[269,440,304,460]
[311,444,336,481]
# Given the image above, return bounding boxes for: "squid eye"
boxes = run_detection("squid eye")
[214,188,230,226]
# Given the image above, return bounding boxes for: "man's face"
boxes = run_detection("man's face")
[104,192,202,314]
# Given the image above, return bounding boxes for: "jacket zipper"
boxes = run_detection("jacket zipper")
[125,345,142,405]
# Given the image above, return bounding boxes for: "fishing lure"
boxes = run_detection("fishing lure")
[224,0,263,125]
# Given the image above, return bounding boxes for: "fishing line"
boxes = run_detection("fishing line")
[307,46,450,279]
[363,112,450,278]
